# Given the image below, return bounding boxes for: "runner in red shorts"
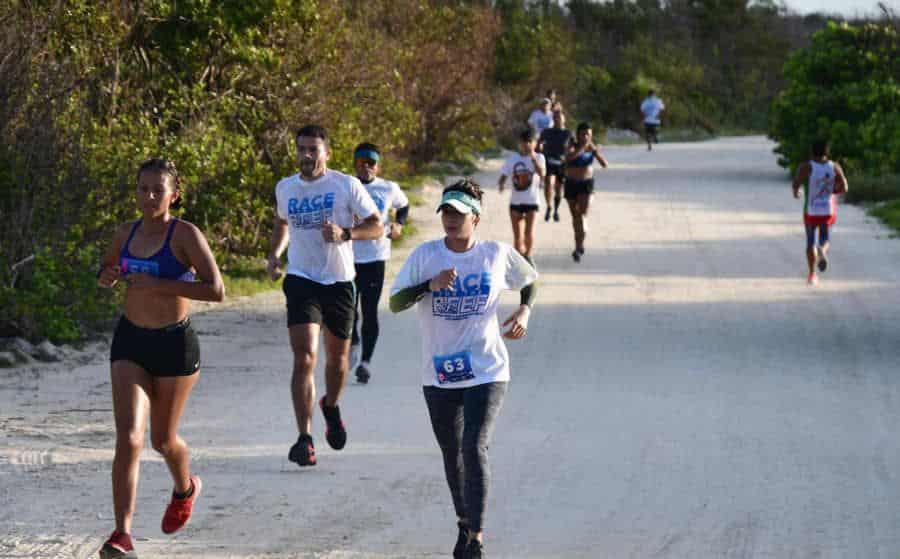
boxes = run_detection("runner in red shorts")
[792,140,849,285]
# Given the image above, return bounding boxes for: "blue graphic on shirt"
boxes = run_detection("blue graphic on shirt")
[369,191,387,213]
[432,350,475,384]
[432,272,491,320]
[288,192,336,229]
[121,257,160,277]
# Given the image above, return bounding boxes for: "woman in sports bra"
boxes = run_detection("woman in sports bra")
[564,122,609,262]
[95,159,224,559]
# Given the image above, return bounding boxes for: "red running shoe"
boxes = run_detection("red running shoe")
[98,530,137,558]
[161,475,202,534]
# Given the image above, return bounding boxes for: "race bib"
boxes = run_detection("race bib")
[121,257,159,277]
[432,350,475,384]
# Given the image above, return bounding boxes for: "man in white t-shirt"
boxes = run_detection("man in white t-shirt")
[527,98,553,139]
[498,129,545,263]
[640,90,665,151]
[349,142,410,384]
[267,124,382,467]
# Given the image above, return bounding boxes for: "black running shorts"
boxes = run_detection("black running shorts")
[510,204,539,214]
[283,274,355,339]
[564,177,594,200]
[545,160,566,181]
[110,316,200,376]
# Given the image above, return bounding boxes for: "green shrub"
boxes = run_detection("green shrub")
[770,22,900,175]
[9,246,119,343]
[870,200,900,236]
[844,174,900,204]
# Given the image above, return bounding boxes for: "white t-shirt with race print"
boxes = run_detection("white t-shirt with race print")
[501,153,545,207]
[390,238,538,388]
[276,169,379,284]
[352,178,410,264]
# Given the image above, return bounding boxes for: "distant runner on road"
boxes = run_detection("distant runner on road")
[96,159,225,559]
[389,178,538,559]
[268,125,382,467]
[640,90,665,151]
[498,129,546,263]
[792,139,848,285]
[527,98,554,139]
[349,142,410,384]
[565,122,609,262]
[538,110,572,222]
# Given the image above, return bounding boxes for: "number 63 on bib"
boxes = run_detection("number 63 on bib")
[432,350,475,385]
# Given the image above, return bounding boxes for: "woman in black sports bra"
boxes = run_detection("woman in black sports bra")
[564,122,609,262]
[95,159,224,559]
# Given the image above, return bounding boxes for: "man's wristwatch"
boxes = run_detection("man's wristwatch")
[341,227,352,242]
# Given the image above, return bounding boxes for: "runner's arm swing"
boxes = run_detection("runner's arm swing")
[387,205,410,240]
[520,281,537,307]
[391,268,457,313]
[389,280,431,313]
[792,162,811,199]
[267,216,289,280]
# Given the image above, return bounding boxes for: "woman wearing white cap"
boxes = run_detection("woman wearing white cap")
[389,178,538,559]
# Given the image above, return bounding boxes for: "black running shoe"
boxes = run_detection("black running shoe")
[319,396,347,450]
[464,539,484,559]
[99,531,137,559]
[577,247,585,256]
[288,434,316,466]
[817,247,828,272]
[553,211,560,222]
[572,250,581,263]
[453,522,469,559]
[544,208,551,222]
[355,363,371,384]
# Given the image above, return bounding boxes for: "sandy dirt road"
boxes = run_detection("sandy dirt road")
[3,136,900,558]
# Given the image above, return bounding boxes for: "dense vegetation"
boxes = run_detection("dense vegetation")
[0,0,888,342]
[770,21,900,174]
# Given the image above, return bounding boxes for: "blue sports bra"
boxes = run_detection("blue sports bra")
[120,218,195,281]
[568,147,595,168]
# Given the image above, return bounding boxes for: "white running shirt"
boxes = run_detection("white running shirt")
[806,160,837,217]
[641,96,665,125]
[391,239,538,388]
[528,109,553,137]
[276,169,379,284]
[500,153,545,206]
[352,178,410,264]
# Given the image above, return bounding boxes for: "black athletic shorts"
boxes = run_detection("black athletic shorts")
[564,177,594,200]
[510,204,539,214]
[545,160,565,181]
[644,123,659,135]
[110,316,200,377]
[283,274,355,339]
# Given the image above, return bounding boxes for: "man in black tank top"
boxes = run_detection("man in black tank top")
[538,110,572,222]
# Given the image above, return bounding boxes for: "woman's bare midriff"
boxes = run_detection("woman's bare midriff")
[123,291,190,328]
[565,165,593,182]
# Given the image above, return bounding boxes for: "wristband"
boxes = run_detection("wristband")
[341,227,352,241]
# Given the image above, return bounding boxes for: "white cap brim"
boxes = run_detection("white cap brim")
[437,199,474,215]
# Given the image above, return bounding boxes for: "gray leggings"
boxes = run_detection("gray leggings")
[423,381,508,533]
